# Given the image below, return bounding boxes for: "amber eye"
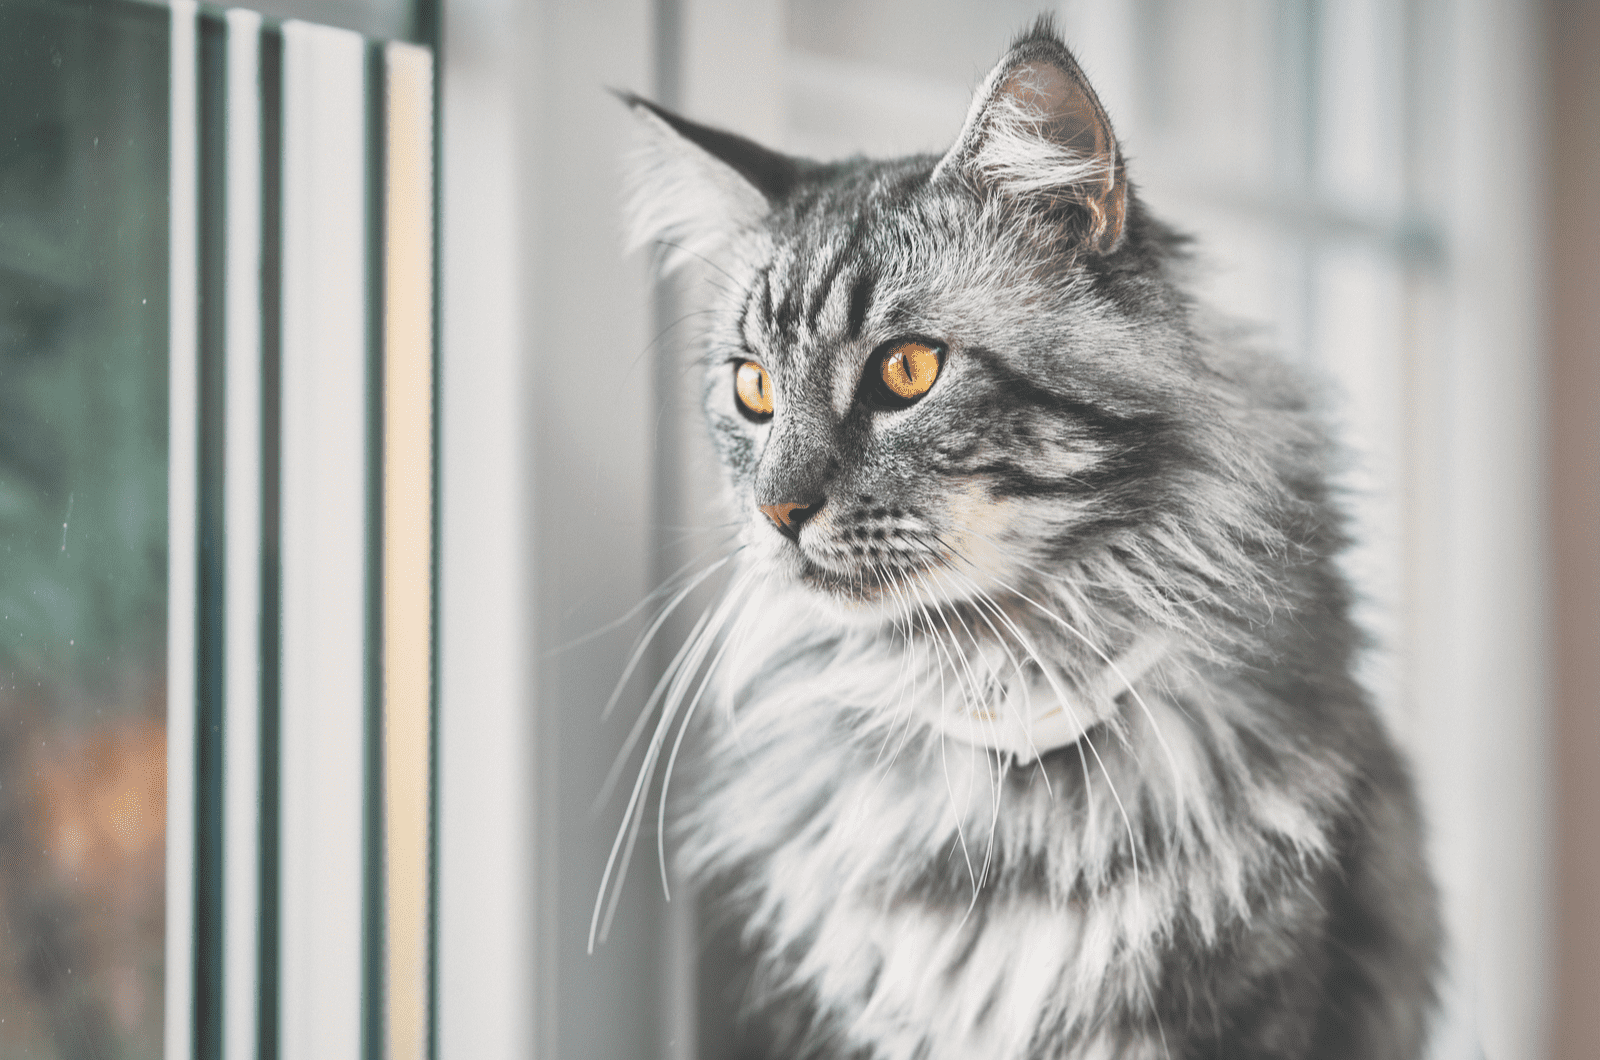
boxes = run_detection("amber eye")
[734,360,774,420]
[877,341,942,403]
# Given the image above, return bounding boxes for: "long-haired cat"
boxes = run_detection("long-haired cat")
[607,18,1440,1060]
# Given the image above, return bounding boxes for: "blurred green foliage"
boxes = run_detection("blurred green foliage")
[0,0,169,722]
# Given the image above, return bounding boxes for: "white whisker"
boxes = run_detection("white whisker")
[918,570,1006,913]
[958,527,1189,811]
[910,568,982,898]
[655,570,761,899]
[912,532,1144,918]
[862,562,923,798]
[936,532,1174,1054]
[589,569,750,952]
[600,550,738,721]
[591,603,717,819]
[942,569,1057,800]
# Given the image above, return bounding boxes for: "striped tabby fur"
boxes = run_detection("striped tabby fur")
[615,18,1440,1060]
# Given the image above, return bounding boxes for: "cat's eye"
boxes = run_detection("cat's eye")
[734,360,775,420]
[872,340,942,406]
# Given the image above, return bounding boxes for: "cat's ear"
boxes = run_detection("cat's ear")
[618,93,799,274]
[933,19,1127,254]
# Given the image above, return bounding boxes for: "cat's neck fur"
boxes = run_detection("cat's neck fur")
[681,557,1361,1059]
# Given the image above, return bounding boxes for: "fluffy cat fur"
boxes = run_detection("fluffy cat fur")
[612,18,1440,1060]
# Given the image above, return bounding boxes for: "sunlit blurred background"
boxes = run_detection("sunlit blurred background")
[1,1,1595,1059]
[1,3,172,1056]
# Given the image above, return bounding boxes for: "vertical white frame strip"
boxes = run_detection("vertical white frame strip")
[437,0,531,1053]
[165,4,198,1059]
[383,39,435,1060]
[1426,0,1553,1056]
[224,11,264,1060]
[280,21,368,1060]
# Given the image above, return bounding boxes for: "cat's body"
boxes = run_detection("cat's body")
[616,19,1440,1059]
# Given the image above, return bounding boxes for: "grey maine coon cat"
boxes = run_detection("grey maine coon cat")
[609,17,1441,1060]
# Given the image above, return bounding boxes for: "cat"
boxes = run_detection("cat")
[607,17,1441,1060]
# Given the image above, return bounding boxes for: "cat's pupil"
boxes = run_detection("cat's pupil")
[889,352,911,386]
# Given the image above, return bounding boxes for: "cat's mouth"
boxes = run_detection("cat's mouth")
[792,552,946,605]
[795,556,903,600]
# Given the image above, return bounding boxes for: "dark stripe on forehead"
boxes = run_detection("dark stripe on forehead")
[737,266,767,352]
[804,216,868,335]
[806,249,850,335]
[846,269,876,341]
[760,266,775,330]
[771,272,802,339]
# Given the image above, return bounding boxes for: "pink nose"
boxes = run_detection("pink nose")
[759,501,818,538]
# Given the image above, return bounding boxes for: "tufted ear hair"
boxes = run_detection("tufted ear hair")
[618,93,800,275]
[932,17,1127,255]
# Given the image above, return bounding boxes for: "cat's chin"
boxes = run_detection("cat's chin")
[792,561,898,609]
[785,556,950,629]
[792,581,906,629]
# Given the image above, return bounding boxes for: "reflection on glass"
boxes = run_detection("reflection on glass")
[0,0,169,1056]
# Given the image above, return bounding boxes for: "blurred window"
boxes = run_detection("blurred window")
[0,2,437,1059]
[0,2,170,1056]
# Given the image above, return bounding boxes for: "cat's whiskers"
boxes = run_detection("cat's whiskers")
[590,564,755,952]
[599,549,740,723]
[904,528,1086,801]
[864,564,936,798]
[591,602,715,950]
[590,550,745,822]
[593,592,719,821]
[648,237,745,296]
[934,547,1188,1060]
[918,571,1008,919]
[938,571,1057,800]
[910,567,980,898]
[722,567,781,767]
[940,565,1101,823]
[911,532,1144,919]
[656,574,761,900]
[630,305,724,373]
[865,561,919,766]
[896,547,1145,947]
[960,527,1190,812]
[554,536,738,663]
[933,566,1133,946]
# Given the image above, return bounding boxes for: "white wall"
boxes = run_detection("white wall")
[438,0,663,1057]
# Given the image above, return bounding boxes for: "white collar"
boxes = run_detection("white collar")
[921,630,1171,764]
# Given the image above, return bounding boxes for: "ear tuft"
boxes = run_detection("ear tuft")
[619,94,797,276]
[934,24,1127,254]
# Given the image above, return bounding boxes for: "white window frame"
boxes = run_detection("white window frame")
[163,5,439,1057]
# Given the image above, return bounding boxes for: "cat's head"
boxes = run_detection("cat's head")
[623,19,1272,627]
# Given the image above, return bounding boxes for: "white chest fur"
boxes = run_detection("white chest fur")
[755,851,1174,1060]
[679,598,1340,1060]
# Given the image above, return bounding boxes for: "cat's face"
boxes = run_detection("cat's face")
[699,196,1130,615]
[626,37,1194,620]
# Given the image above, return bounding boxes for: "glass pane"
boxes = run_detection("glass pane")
[0,0,169,1057]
